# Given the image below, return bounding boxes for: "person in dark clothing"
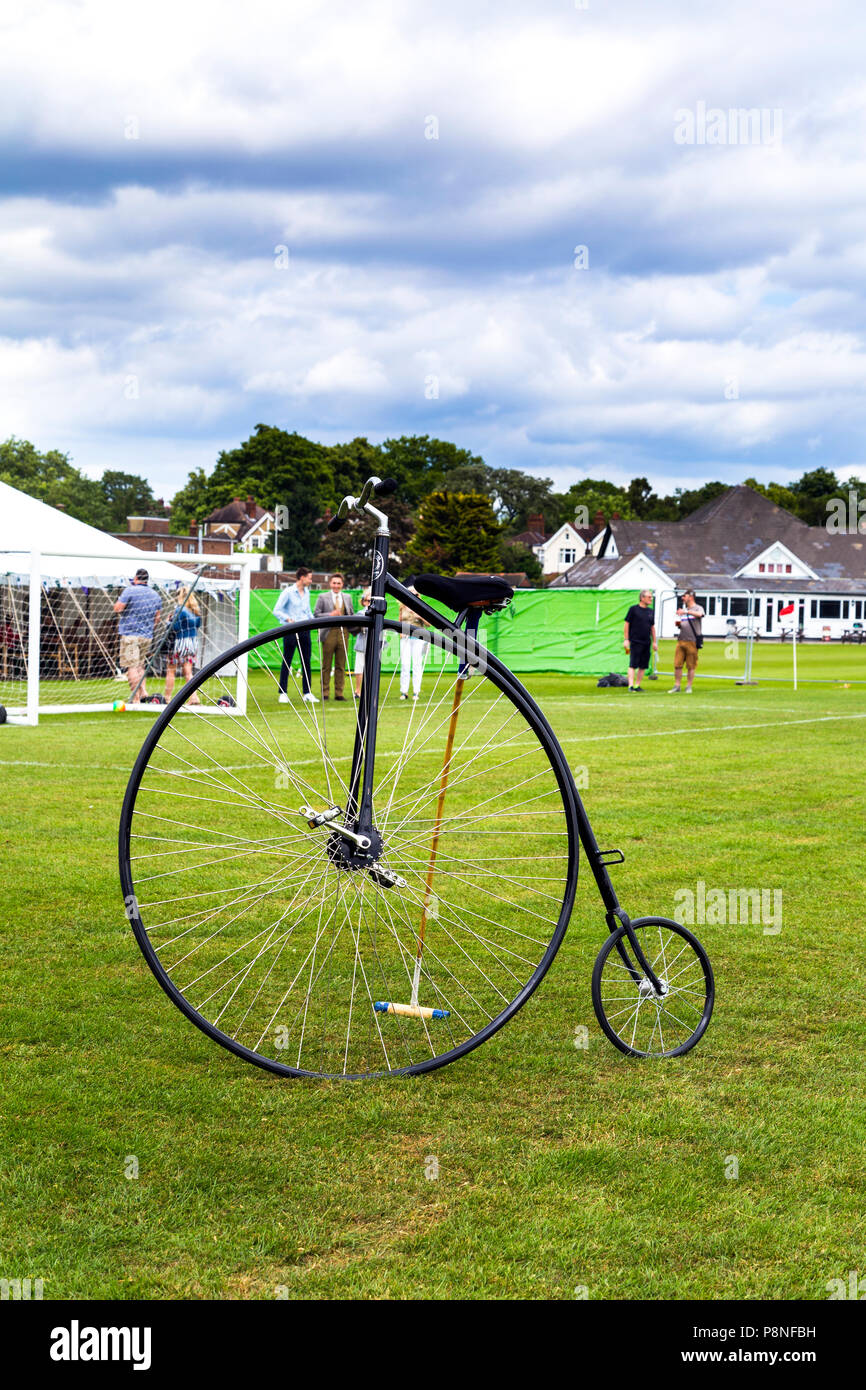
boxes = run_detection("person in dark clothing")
[623,589,657,691]
[275,567,318,704]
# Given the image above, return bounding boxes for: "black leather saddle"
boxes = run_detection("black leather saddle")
[410,573,514,612]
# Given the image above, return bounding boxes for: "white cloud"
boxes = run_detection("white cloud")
[1,0,866,495]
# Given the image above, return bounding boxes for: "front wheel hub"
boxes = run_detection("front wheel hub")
[638,976,669,1000]
[326,825,383,872]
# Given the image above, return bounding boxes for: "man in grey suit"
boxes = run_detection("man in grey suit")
[314,573,355,700]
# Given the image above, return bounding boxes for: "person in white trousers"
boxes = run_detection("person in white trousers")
[398,595,429,700]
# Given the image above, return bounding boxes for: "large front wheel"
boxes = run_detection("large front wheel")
[119,616,578,1078]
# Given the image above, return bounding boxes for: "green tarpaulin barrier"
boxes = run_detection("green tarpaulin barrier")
[248,587,636,677]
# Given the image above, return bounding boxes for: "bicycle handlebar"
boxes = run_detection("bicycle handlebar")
[327,476,398,531]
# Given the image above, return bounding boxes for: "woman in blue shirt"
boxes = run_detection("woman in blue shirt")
[164,587,202,704]
[274,567,318,703]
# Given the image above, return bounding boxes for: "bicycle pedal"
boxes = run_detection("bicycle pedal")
[368,864,408,889]
[300,804,341,828]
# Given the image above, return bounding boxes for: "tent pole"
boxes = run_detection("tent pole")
[27,550,41,726]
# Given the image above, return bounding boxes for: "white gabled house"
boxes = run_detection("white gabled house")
[550,484,866,640]
[510,512,605,576]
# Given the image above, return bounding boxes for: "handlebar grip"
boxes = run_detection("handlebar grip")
[327,513,348,533]
[373,477,398,497]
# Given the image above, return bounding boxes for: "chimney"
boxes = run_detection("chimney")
[245,495,257,518]
[527,512,544,533]
[611,510,621,521]
[189,522,197,538]
[593,509,605,530]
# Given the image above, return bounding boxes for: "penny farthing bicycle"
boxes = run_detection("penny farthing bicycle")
[119,478,714,1078]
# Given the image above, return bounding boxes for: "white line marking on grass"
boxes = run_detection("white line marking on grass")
[3,711,864,776]
[559,711,866,745]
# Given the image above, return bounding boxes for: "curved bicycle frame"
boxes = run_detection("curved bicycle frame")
[377,569,665,995]
[120,478,669,1076]
[328,476,660,989]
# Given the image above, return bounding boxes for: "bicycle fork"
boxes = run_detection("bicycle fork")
[574,794,666,996]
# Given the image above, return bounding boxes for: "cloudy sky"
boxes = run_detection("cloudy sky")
[2,0,865,499]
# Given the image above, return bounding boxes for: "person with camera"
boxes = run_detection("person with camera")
[669,589,704,695]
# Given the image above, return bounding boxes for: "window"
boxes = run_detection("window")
[156,542,163,553]
[810,600,817,618]
[768,563,775,573]
[785,564,792,573]
[843,601,850,619]
[706,596,716,615]
[758,563,765,573]
[730,597,749,616]
[175,542,182,553]
[856,601,863,620]
[719,597,729,616]
[559,547,576,565]
[819,600,841,619]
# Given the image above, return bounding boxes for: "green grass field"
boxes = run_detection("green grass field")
[2,640,865,1299]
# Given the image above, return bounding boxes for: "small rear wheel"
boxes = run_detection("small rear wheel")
[592,916,714,1057]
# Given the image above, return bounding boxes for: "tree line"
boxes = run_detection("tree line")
[2,429,861,584]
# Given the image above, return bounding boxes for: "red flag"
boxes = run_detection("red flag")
[779,601,795,616]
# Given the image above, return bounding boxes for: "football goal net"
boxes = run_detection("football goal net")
[0,548,253,724]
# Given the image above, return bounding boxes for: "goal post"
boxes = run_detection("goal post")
[0,547,255,725]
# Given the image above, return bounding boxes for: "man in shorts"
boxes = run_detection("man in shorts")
[113,568,162,703]
[623,589,657,691]
[669,589,704,695]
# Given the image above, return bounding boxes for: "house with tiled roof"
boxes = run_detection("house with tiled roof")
[551,485,866,640]
[511,512,604,577]
[203,496,278,553]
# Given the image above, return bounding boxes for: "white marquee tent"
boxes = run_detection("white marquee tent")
[0,478,220,585]
[0,480,250,722]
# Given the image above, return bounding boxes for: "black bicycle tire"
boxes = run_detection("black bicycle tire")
[591,916,715,1058]
[119,614,580,1079]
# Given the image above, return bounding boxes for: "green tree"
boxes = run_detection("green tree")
[379,436,486,506]
[322,436,382,501]
[318,500,415,584]
[0,436,109,528]
[499,539,543,581]
[554,478,634,526]
[490,469,558,530]
[790,466,839,499]
[438,461,493,497]
[169,467,212,534]
[100,470,166,530]
[404,491,501,575]
[786,466,841,524]
[672,481,728,518]
[627,476,656,518]
[169,425,333,566]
